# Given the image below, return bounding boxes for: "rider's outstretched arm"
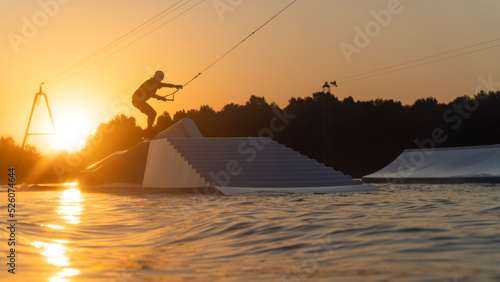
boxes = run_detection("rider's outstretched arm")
[160,83,183,89]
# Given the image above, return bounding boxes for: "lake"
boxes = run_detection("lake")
[1,183,499,281]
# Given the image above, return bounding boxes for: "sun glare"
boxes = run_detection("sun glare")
[52,111,93,152]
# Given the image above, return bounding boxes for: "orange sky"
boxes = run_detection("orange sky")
[1,0,500,152]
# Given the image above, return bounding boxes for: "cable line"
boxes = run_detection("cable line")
[163,0,298,99]
[49,0,207,88]
[340,43,500,84]
[338,37,500,84]
[46,0,297,99]
[45,0,189,85]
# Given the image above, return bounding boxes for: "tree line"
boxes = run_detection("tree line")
[2,90,500,184]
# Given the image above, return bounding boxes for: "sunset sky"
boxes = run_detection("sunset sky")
[1,0,500,152]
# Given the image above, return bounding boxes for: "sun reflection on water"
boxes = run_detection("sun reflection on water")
[49,268,80,282]
[46,224,65,230]
[31,186,84,281]
[57,188,83,224]
[33,241,69,266]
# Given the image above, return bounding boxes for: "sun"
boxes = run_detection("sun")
[52,111,94,152]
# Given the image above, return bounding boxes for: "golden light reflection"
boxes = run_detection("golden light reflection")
[33,241,69,266]
[31,187,84,281]
[46,224,66,230]
[53,239,69,244]
[60,187,83,201]
[50,278,68,282]
[57,188,83,224]
[49,268,81,282]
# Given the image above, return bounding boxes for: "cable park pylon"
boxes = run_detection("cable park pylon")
[20,0,297,154]
[21,83,56,152]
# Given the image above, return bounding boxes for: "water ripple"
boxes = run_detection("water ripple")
[2,183,499,281]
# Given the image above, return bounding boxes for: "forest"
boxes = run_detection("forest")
[2,90,500,184]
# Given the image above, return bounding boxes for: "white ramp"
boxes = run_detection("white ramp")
[363,144,500,183]
[143,139,208,188]
[81,118,379,194]
[166,137,379,194]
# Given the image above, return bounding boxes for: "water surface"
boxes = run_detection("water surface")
[1,184,499,281]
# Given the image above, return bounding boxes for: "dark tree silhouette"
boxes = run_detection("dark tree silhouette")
[0,136,40,183]
[5,91,500,183]
[83,114,143,164]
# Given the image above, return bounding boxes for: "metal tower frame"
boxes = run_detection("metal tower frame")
[21,83,56,152]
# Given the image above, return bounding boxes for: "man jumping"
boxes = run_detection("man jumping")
[132,70,182,137]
